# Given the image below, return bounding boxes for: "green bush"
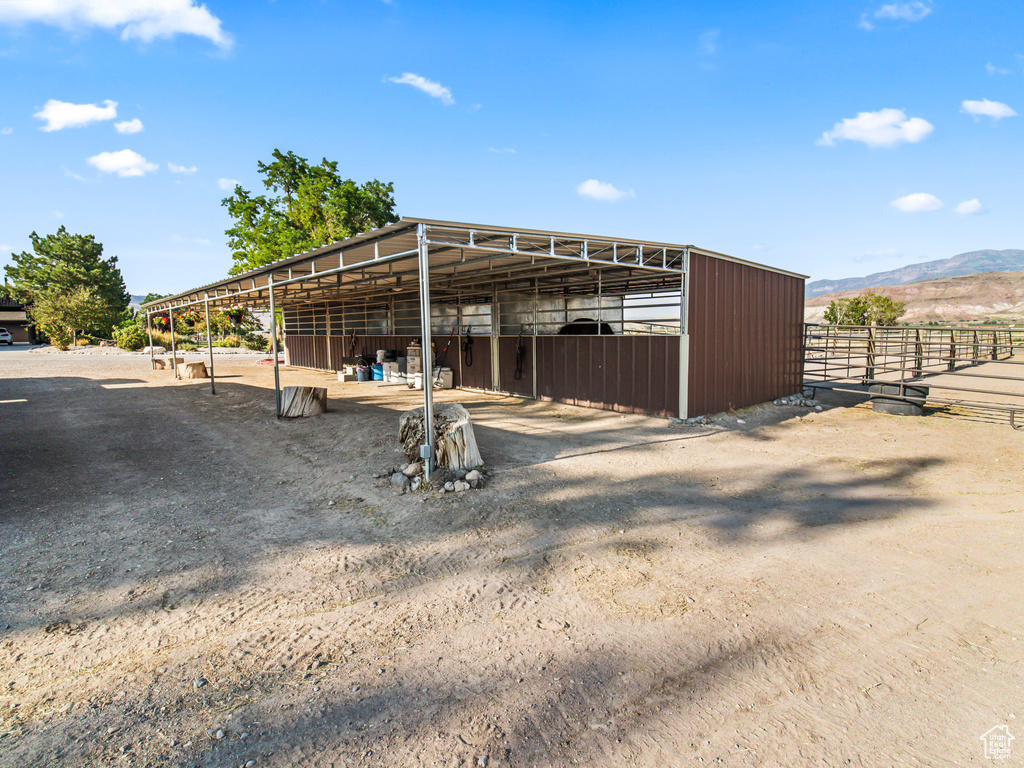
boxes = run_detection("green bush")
[177,342,198,352]
[217,336,241,348]
[241,333,269,351]
[113,324,147,351]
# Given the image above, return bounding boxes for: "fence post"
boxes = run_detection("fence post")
[914,328,923,378]
[973,330,980,361]
[990,330,998,361]
[947,329,956,371]
[865,326,876,381]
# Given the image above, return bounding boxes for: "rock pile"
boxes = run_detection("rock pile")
[377,463,489,494]
[775,392,823,411]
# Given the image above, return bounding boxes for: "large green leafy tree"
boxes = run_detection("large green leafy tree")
[4,227,130,337]
[823,292,906,326]
[222,149,399,275]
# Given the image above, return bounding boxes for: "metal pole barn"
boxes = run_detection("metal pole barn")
[204,293,216,395]
[416,223,436,474]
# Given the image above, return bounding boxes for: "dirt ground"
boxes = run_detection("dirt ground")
[1,350,1021,768]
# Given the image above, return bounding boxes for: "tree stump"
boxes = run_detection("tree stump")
[153,357,183,370]
[176,361,208,379]
[399,403,483,471]
[280,385,327,418]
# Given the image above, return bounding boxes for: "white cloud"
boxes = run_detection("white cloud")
[388,73,454,106]
[62,166,89,182]
[1,127,12,135]
[961,98,1017,121]
[818,108,933,147]
[577,179,633,202]
[217,178,239,190]
[875,2,932,21]
[890,192,942,212]
[0,244,11,252]
[114,117,143,133]
[861,1,931,29]
[168,162,197,174]
[488,147,515,154]
[986,62,1010,76]
[34,98,117,131]
[853,248,902,263]
[0,0,232,48]
[87,149,157,177]
[954,198,984,215]
[698,29,719,56]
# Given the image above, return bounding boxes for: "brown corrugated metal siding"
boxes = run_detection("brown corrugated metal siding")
[687,252,804,417]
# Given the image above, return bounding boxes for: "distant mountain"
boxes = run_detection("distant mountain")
[805,249,1024,298]
[804,270,1024,324]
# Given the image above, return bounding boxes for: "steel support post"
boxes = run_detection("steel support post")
[532,281,539,399]
[677,251,690,419]
[146,310,155,370]
[168,307,179,379]
[325,302,333,372]
[491,287,500,392]
[416,223,436,474]
[204,293,216,395]
[268,276,282,418]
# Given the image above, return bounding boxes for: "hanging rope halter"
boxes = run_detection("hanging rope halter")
[461,326,474,367]
[513,325,526,381]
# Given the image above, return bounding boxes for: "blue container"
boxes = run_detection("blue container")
[371,363,384,381]
[356,366,370,382]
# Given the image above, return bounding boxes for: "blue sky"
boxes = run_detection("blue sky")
[1,0,1021,295]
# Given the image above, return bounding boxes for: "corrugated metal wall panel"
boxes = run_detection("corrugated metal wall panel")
[459,338,491,390]
[497,337,533,397]
[532,336,679,417]
[686,252,804,416]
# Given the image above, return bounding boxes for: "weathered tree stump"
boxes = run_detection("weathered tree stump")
[153,357,183,370]
[176,361,208,379]
[399,403,483,470]
[280,385,327,418]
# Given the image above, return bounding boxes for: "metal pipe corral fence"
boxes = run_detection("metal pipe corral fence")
[804,323,1023,426]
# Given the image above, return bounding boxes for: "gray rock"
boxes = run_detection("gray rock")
[444,482,455,492]
[465,470,482,484]
[142,345,166,355]
[668,416,684,424]
[194,678,208,689]
[477,756,489,767]
[391,472,410,488]
[402,462,421,478]
[455,469,468,480]
[410,476,422,492]
[454,480,470,492]
[814,405,823,411]
[245,761,257,768]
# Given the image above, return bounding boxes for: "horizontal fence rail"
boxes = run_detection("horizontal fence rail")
[803,323,1024,426]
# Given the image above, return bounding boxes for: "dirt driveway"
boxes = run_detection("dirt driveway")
[1,351,1021,767]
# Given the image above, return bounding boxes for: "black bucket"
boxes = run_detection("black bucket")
[869,383,929,416]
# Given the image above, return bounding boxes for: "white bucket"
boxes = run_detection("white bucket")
[376,349,386,363]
